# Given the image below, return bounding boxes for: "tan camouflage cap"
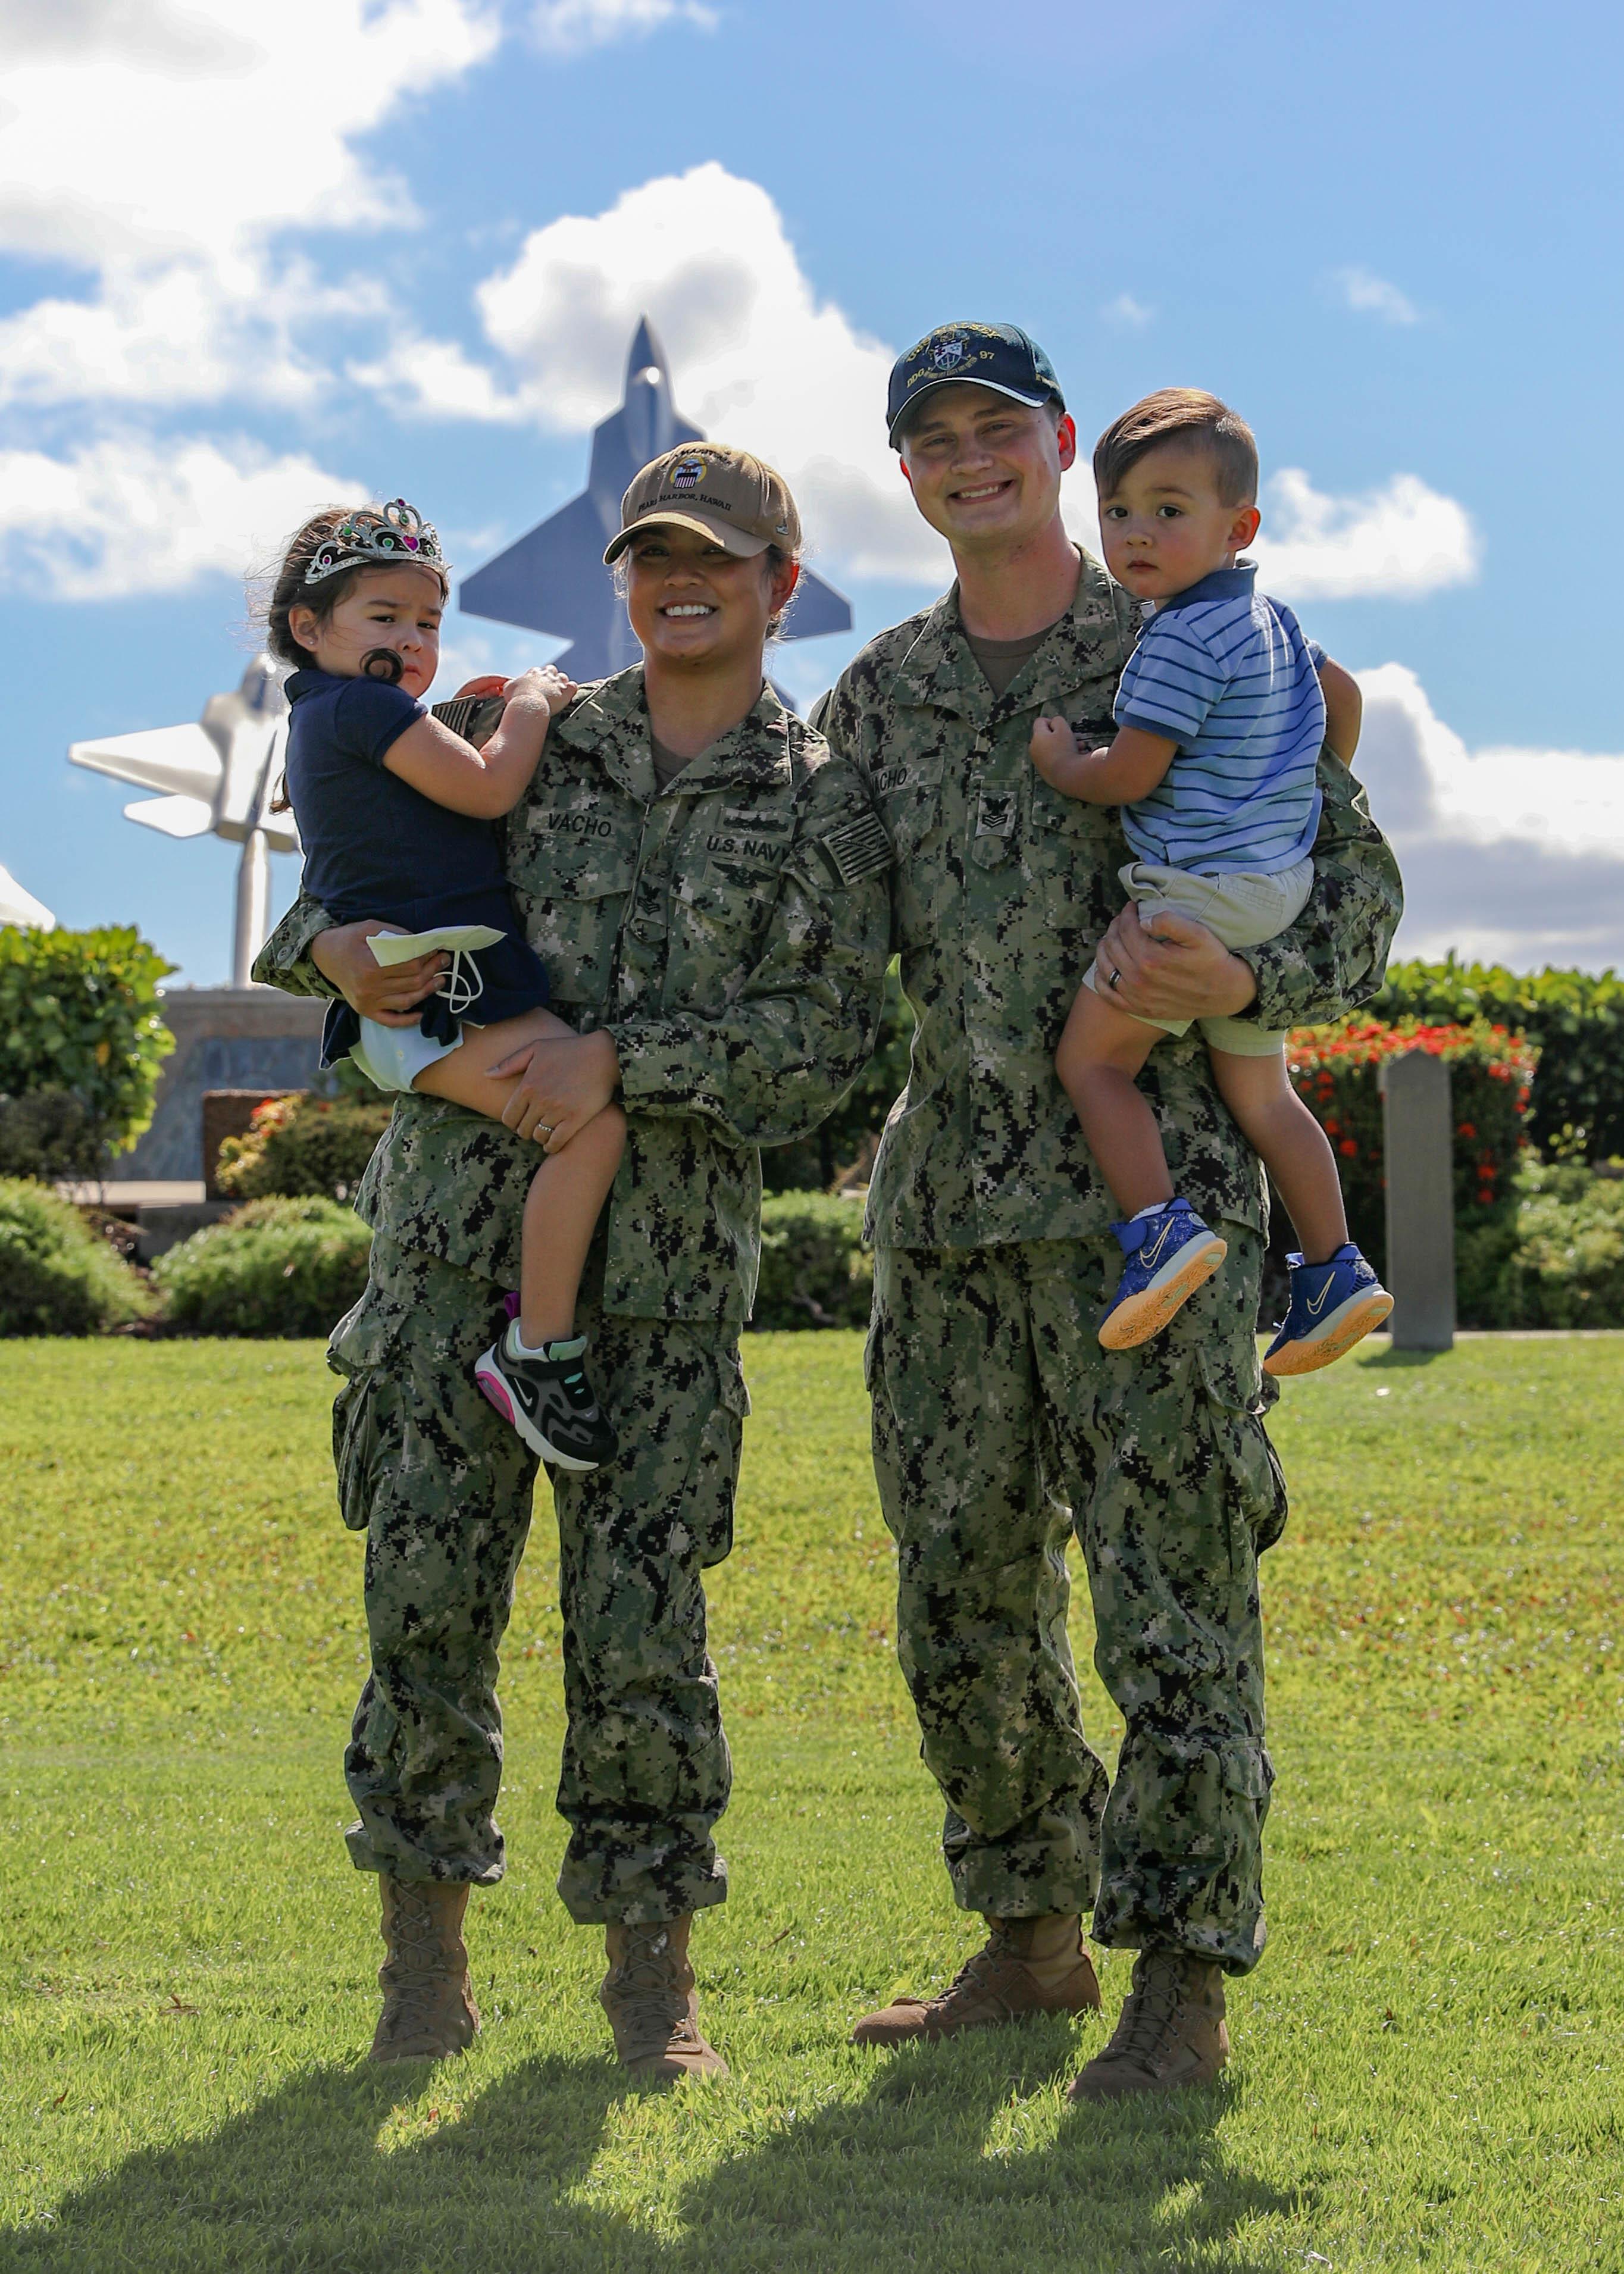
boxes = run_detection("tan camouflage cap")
[603,443,800,565]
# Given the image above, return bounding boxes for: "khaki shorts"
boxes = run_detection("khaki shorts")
[1083,856,1314,1056]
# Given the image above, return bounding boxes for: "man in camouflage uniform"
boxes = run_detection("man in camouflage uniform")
[813,324,1401,2099]
[258,648,891,2075]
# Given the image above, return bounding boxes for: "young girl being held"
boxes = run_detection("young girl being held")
[269,500,624,1470]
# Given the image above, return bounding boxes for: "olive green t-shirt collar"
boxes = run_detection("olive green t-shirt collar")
[893,546,1128,717]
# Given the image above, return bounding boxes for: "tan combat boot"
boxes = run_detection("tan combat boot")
[1068,1946,1228,2101]
[851,1914,1102,2046]
[600,1917,728,2082]
[368,1876,481,2065]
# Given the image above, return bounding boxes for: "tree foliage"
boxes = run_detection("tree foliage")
[0,924,176,1160]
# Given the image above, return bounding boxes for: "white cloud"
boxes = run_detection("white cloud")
[1251,468,1479,600]
[0,435,366,600]
[530,0,718,54]
[0,1,497,267]
[465,163,949,582]
[1102,293,1154,328]
[1335,267,1420,326]
[383,167,1470,600]
[0,0,497,411]
[1355,664,1624,968]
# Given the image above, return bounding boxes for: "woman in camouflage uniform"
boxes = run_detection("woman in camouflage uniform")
[256,446,891,2079]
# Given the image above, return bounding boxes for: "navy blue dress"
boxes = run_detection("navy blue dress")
[283,669,550,1068]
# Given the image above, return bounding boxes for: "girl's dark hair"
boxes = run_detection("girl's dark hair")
[261,505,450,669]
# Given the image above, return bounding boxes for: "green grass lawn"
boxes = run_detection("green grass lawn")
[2,1331,1622,2272]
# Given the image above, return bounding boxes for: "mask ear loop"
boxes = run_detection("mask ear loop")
[438,949,486,1017]
[361,648,404,684]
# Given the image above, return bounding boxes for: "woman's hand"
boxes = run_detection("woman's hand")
[310,922,447,1026]
[489,1028,620,1150]
[1093,905,1257,1025]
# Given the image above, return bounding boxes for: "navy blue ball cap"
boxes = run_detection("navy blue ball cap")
[887,321,1065,449]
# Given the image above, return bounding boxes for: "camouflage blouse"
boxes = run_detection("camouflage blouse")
[255,668,893,1325]
[812,550,1404,1252]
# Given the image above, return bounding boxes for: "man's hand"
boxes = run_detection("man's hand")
[1094,905,1257,1024]
[310,922,447,1027]
[489,1028,620,1151]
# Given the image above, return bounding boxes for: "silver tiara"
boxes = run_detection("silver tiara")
[303,498,448,586]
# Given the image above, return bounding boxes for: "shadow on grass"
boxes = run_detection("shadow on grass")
[1359,1344,1450,1370]
[1,2023,1301,2274]
[686,2022,1298,2273]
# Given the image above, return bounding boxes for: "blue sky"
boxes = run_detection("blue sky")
[4,0,1623,981]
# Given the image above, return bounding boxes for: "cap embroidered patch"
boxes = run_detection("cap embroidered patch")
[885,321,1064,448]
[604,441,802,565]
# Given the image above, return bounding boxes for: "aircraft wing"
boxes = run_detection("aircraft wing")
[0,861,55,929]
[459,490,617,642]
[123,794,215,840]
[70,722,224,806]
[784,565,853,641]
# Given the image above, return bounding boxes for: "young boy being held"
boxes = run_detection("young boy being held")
[1031,388,1392,1375]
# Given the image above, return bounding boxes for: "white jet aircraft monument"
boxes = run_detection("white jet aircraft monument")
[69,657,296,986]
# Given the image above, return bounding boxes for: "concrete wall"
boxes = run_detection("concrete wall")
[120,987,327,1180]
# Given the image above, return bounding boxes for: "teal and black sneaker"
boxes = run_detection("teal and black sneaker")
[1097,1197,1228,1350]
[474,1329,618,1469]
[1263,1244,1393,1378]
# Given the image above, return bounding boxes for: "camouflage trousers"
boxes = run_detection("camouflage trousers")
[867,1228,1287,1975]
[328,1235,746,1925]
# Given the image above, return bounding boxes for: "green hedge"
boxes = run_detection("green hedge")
[753,1191,871,1330]
[153,1197,372,1337]
[1458,1161,1624,1328]
[1287,1017,1538,1277]
[215,1091,392,1203]
[0,1177,151,1335]
[1376,956,1624,1161]
[0,924,176,1159]
[0,1088,105,1183]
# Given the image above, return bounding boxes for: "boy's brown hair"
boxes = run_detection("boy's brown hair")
[1093,389,1259,507]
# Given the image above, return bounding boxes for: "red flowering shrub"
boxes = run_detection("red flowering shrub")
[214,1090,391,1204]
[1285,1018,1538,1272]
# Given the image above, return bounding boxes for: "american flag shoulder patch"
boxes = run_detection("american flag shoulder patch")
[817,808,893,887]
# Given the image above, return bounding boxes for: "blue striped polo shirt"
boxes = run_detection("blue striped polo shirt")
[1113,562,1325,875]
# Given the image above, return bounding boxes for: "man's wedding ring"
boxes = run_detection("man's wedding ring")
[1109,966,1123,990]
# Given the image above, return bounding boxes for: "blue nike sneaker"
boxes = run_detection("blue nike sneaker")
[1263,1244,1394,1377]
[1098,1197,1228,1350]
